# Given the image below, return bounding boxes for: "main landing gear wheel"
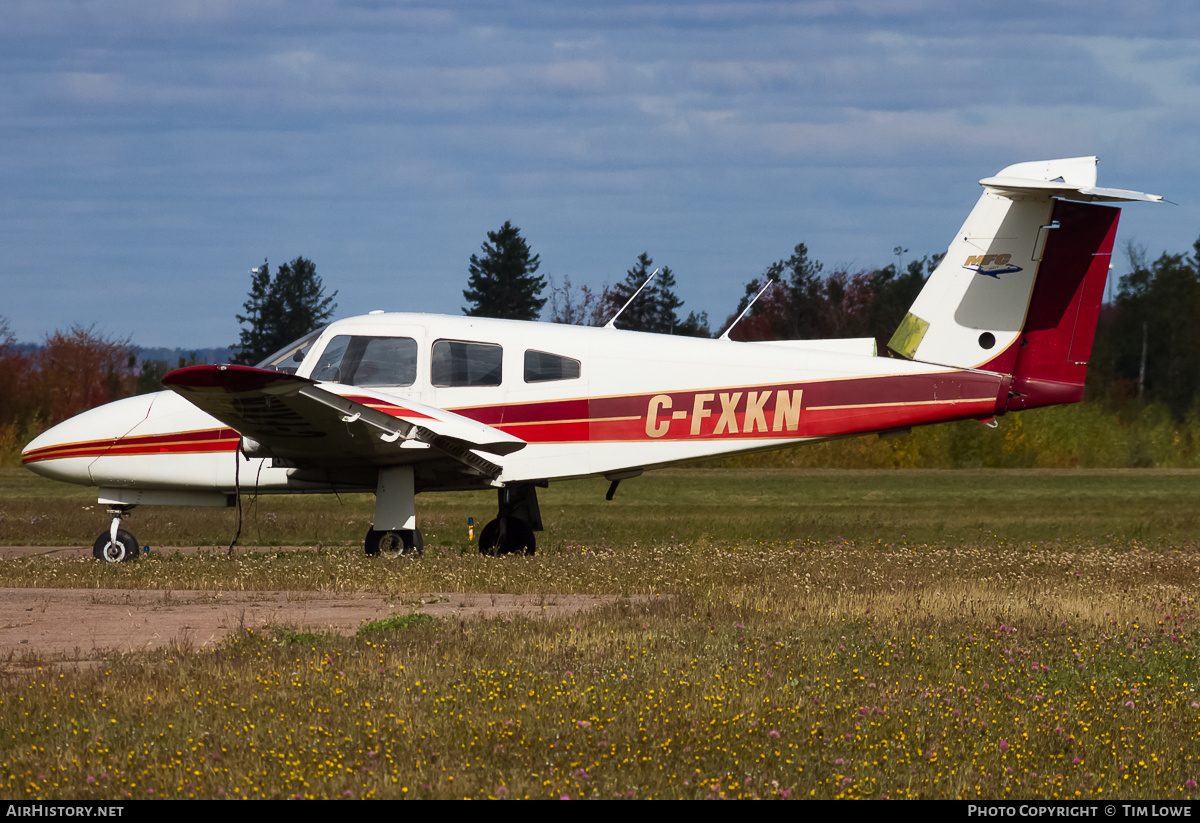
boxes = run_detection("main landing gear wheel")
[364,528,423,558]
[479,517,536,556]
[93,529,139,563]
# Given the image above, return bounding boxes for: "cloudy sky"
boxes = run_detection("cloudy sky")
[3,0,1198,347]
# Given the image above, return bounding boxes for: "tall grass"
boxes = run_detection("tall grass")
[723,402,1200,470]
[1,544,1197,799]
[0,419,41,468]
[5,467,1200,557]
[2,468,1200,799]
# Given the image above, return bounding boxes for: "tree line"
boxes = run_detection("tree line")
[0,320,134,462]
[462,221,712,334]
[461,220,1200,434]
[6,226,1200,468]
[1088,239,1200,419]
[462,220,937,350]
[0,256,338,464]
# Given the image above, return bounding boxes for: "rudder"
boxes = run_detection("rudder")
[1002,198,1120,411]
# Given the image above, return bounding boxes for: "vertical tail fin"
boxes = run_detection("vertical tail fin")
[888,157,1161,411]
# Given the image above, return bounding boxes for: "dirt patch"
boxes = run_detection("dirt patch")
[0,585,649,670]
[0,545,658,668]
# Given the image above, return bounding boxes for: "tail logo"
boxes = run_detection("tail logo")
[963,254,1023,278]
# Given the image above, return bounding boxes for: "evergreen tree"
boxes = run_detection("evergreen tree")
[722,243,820,340]
[675,309,712,338]
[233,260,273,365]
[601,252,655,331]
[463,222,546,320]
[233,257,337,365]
[269,257,338,344]
[602,253,709,336]
[781,243,824,338]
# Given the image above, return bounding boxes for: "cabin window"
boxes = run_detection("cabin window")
[524,350,581,382]
[312,335,417,386]
[431,340,502,387]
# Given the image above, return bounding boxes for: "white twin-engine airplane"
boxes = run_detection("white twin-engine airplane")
[23,157,1161,562]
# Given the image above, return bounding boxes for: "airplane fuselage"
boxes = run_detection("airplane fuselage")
[23,313,1000,499]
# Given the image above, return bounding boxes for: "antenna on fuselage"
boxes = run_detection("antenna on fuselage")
[718,279,775,341]
[604,268,659,329]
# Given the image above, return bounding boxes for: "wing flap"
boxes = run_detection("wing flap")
[162,365,524,480]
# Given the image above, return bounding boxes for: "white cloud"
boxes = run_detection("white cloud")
[2,0,1198,344]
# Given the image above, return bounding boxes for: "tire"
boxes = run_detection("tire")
[93,529,139,563]
[478,517,536,556]
[364,528,423,558]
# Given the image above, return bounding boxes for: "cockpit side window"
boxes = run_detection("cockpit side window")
[524,350,581,382]
[312,335,418,386]
[431,340,502,387]
[254,327,327,373]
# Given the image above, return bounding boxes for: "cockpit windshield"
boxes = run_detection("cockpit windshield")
[254,327,327,373]
[312,335,418,386]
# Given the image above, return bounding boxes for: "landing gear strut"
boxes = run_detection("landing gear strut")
[93,506,139,563]
[479,483,542,556]
[364,465,424,559]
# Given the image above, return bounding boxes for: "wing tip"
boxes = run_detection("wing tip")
[163,364,313,393]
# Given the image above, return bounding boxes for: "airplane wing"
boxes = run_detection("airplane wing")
[162,364,524,482]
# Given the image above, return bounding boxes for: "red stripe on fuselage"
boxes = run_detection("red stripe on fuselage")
[26,369,1003,462]
[22,428,241,464]
[458,370,1003,442]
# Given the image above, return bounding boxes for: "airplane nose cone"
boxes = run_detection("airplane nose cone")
[22,394,157,486]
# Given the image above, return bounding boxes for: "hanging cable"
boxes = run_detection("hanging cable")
[227,438,244,555]
[252,457,267,546]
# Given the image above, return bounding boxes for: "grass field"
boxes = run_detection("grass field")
[1,467,1199,799]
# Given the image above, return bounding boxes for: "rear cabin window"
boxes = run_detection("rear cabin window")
[431,340,502,387]
[524,350,581,382]
[312,335,418,387]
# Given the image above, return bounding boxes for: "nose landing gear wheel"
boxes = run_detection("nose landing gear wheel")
[93,529,139,563]
[364,528,423,558]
